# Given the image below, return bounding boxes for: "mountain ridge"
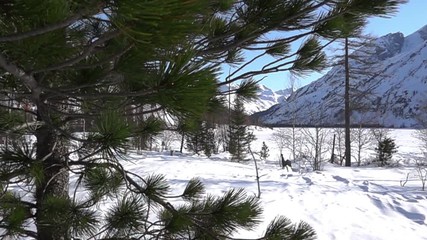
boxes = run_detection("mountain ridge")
[254,24,427,128]
[221,84,291,114]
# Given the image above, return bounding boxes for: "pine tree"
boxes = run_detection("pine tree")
[186,121,216,157]
[317,1,406,167]
[375,137,398,166]
[228,96,255,161]
[185,98,224,157]
[260,141,270,160]
[0,1,407,239]
[186,121,204,155]
[202,124,216,157]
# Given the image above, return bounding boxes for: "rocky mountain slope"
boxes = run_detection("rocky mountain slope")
[222,84,290,114]
[245,84,290,114]
[255,25,427,128]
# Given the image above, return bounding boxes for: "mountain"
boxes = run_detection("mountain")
[220,84,291,114]
[245,84,291,114]
[255,25,427,128]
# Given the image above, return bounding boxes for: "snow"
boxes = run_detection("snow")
[69,128,427,239]
[243,84,291,114]
[402,24,427,53]
[6,127,427,239]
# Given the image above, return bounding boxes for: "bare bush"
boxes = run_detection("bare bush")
[370,128,390,143]
[414,129,427,190]
[332,128,345,165]
[159,130,181,151]
[415,157,427,191]
[351,126,375,166]
[271,127,301,161]
[301,127,331,171]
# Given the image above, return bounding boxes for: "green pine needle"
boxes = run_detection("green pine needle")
[182,178,205,201]
[69,201,100,238]
[194,188,262,235]
[38,195,72,236]
[292,37,327,76]
[211,0,234,12]
[105,194,146,237]
[225,48,245,65]
[135,116,163,137]
[154,50,219,119]
[264,216,294,239]
[293,221,317,240]
[83,166,124,201]
[208,16,229,38]
[89,110,131,156]
[264,216,317,240]
[160,205,193,235]
[39,195,99,238]
[235,79,260,102]
[0,192,30,237]
[0,140,36,183]
[29,160,45,187]
[0,109,25,133]
[143,174,170,199]
[266,42,291,57]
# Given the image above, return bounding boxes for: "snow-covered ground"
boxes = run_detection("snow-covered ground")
[6,128,427,239]
[102,127,427,240]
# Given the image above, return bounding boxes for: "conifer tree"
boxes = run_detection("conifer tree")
[260,141,270,160]
[376,137,398,166]
[186,121,216,157]
[0,1,407,239]
[317,1,406,167]
[202,124,216,157]
[228,96,255,161]
[185,121,204,155]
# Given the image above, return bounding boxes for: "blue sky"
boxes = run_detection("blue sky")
[222,0,427,91]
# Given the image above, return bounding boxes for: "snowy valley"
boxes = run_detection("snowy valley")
[72,127,427,240]
[2,2,427,240]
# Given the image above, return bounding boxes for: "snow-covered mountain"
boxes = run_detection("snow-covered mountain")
[245,84,291,114]
[220,84,291,114]
[255,24,427,128]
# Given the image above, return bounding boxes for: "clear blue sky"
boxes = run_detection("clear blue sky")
[223,0,427,91]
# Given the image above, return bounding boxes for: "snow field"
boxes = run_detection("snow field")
[101,127,427,239]
[10,127,425,239]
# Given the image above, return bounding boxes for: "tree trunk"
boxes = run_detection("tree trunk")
[314,128,320,170]
[330,134,336,163]
[344,37,351,167]
[180,133,185,153]
[35,119,70,240]
[292,126,296,162]
[358,145,362,167]
[248,146,261,198]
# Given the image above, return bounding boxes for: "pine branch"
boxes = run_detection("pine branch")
[0,104,35,116]
[32,30,121,73]
[72,43,134,70]
[4,121,44,134]
[0,53,40,96]
[0,8,96,42]
[0,228,37,239]
[200,1,331,56]
[219,38,333,86]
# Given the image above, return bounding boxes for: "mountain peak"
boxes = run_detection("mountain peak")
[244,85,291,114]
[402,24,427,52]
[375,32,405,60]
[255,26,427,128]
